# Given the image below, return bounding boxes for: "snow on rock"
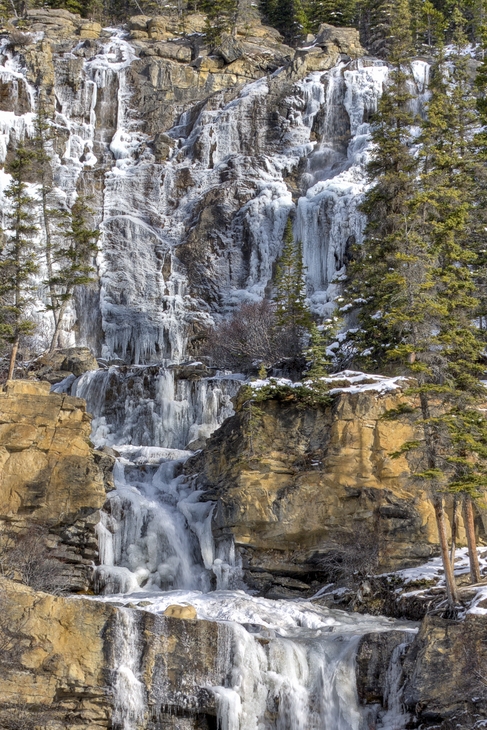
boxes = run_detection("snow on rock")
[0,30,417,364]
[251,370,409,396]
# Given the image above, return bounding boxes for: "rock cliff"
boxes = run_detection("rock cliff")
[0,9,380,364]
[0,380,109,591]
[0,577,230,730]
[188,377,485,598]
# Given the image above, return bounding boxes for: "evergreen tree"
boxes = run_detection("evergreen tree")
[305,0,357,34]
[200,0,238,46]
[0,144,39,380]
[358,0,412,58]
[273,218,312,357]
[304,315,340,378]
[260,0,309,45]
[410,0,446,50]
[45,196,99,352]
[343,33,417,370]
[387,36,485,605]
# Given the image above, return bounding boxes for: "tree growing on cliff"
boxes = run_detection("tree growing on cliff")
[380,33,487,606]
[273,217,312,358]
[342,25,417,371]
[200,0,238,46]
[0,143,39,381]
[45,196,99,352]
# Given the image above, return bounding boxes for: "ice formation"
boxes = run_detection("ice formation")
[0,32,431,362]
[0,28,430,729]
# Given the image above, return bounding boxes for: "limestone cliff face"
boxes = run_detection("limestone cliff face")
[0,380,110,590]
[189,385,483,597]
[0,577,230,730]
[1,11,370,364]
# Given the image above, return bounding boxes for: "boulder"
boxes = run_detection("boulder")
[128,14,151,31]
[164,604,198,619]
[61,346,99,376]
[215,33,244,64]
[315,22,364,56]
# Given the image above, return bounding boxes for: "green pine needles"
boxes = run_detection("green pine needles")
[344,24,487,607]
[0,143,39,380]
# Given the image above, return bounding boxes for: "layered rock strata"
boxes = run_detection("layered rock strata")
[189,384,486,598]
[0,578,229,730]
[0,380,109,591]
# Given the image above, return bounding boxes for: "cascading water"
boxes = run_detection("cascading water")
[0,26,426,728]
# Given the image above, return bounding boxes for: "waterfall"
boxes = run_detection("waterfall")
[377,637,416,730]
[0,25,429,728]
[111,608,146,730]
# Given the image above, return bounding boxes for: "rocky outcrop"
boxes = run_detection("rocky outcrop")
[0,578,230,730]
[29,346,99,384]
[188,384,485,597]
[0,380,109,591]
[402,614,487,728]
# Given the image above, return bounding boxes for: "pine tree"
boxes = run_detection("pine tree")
[260,0,310,45]
[305,316,340,378]
[0,144,39,380]
[343,31,417,370]
[388,33,485,604]
[410,0,446,50]
[305,0,357,34]
[46,196,99,352]
[358,0,412,58]
[273,218,312,357]
[200,0,238,46]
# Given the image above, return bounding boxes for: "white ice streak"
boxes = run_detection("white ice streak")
[112,608,146,730]
[70,366,240,450]
[96,590,417,730]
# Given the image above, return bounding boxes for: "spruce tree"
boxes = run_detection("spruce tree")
[387,32,485,604]
[46,196,99,352]
[343,27,417,371]
[0,144,39,380]
[273,218,312,357]
[358,0,412,58]
[200,0,238,46]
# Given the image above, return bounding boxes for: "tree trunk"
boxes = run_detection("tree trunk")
[48,298,69,353]
[463,494,481,584]
[7,337,19,381]
[433,495,459,608]
[450,495,459,570]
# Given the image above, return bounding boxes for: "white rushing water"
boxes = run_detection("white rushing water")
[71,361,417,730]
[0,28,427,728]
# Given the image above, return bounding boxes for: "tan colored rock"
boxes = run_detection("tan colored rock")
[129,14,151,31]
[188,386,482,595]
[79,20,102,39]
[0,578,230,728]
[151,41,192,62]
[164,603,198,619]
[147,15,166,37]
[130,29,150,40]
[0,382,107,590]
[315,22,364,57]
